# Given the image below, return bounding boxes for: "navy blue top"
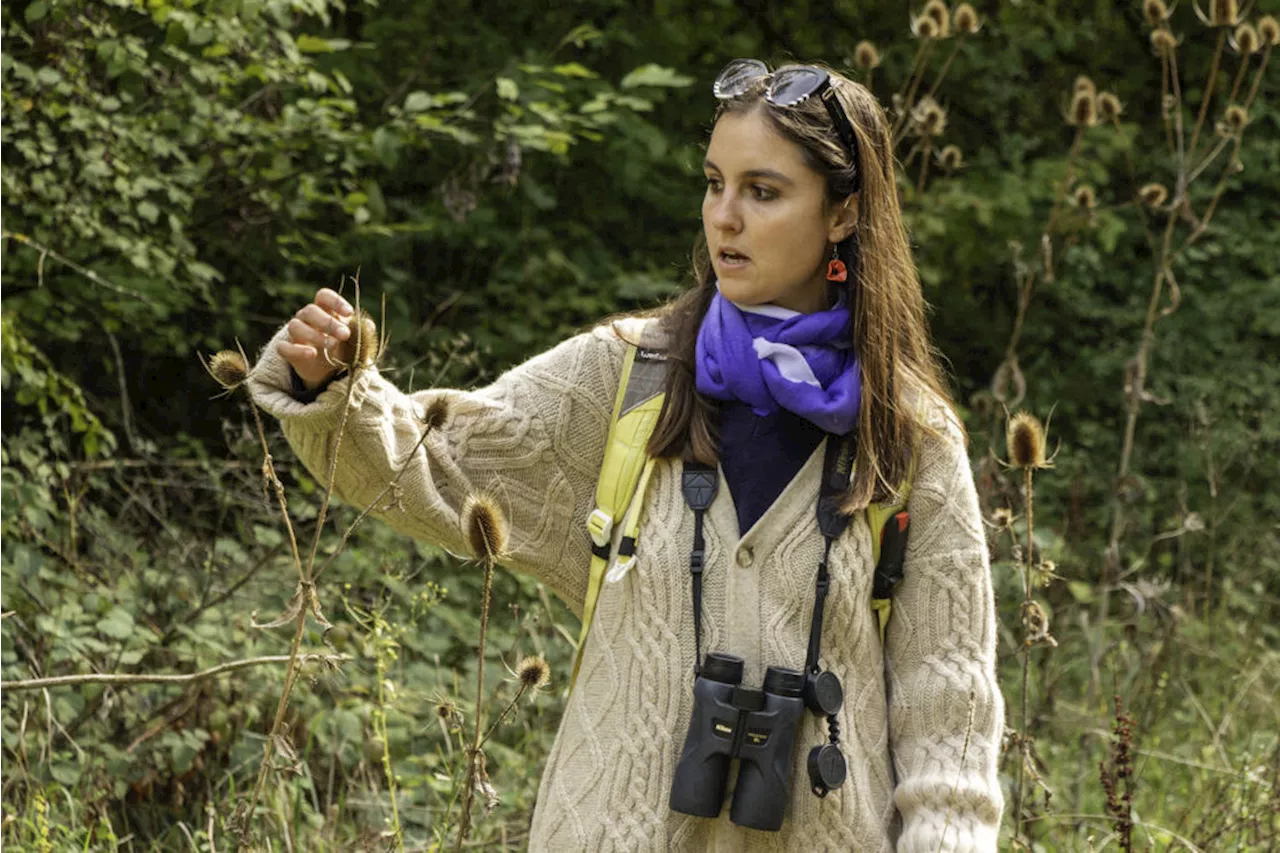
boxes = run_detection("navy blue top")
[718,401,826,535]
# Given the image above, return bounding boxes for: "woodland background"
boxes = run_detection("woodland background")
[2,0,1278,850]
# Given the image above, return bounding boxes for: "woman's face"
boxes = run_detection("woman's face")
[702,105,855,314]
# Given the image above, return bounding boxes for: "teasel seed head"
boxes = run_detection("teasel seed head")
[1150,28,1178,54]
[422,396,450,431]
[204,349,249,390]
[1098,91,1123,121]
[1208,0,1239,27]
[853,40,881,71]
[953,3,980,35]
[462,494,509,565]
[1069,89,1098,127]
[1007,410,1052,470]
[1143,0,1169,25]
[1139,182,1169,207]
[913,14,940,40]
[348,310,380,368]
[1259,16,1280,46]
[924,0,951,36]
[939,144,963,171]
[1074,75,1097,96]
[912,96,947,136]
[1232,23,1259,55]
[991,507,1014,528]
[1074,185,1097,209]
[515,655,552,691]
[1223,104,1249,133]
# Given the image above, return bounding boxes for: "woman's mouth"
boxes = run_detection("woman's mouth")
[718,249,750,269]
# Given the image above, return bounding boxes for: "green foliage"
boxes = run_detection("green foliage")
[3,0,1279,848]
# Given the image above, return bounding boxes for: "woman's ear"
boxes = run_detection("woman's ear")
[827,193,859,244]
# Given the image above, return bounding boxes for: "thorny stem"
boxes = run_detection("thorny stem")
[374,622,405,852]
[248,403,305,582]
[924,36,966,102]
[1224,52,1249,108]
[456,558,497,850]
[1187,29,1226,162]
[479,683,530,750]
[0,654,348,692]
[917,138,933,193]
[1243,44,1272,111]
[1045,128,1085,236]
[1015,466,1035,845]
[313,424,437,584]
[892,40,937,144]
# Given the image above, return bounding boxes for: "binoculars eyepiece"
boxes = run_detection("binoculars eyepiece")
[668,652,807,832]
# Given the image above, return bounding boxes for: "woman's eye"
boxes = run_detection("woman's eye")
[752,185,776,201]
[705,178,723,192]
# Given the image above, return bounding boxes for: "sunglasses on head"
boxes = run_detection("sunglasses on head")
[713,59,861,192]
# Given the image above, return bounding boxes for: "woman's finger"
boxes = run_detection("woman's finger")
[287,317,330,350]
[277,339,318,362]
[295,303,351,340]
[314,288,355,318]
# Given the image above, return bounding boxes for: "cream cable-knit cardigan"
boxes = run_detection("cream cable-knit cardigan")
[248,316,1005,852]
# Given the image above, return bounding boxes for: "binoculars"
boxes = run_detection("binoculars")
[669,652,806,831]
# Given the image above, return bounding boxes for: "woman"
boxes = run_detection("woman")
[249,60,1004,851]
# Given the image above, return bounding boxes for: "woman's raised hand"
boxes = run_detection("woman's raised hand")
[277,287,356,390]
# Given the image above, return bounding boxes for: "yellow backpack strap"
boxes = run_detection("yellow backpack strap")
[867,451,918,644]
[570,343,667,690]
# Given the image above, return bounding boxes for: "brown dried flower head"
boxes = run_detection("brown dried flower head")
[953,3,980,35]
[991,507,1014,528]
[462,494,509,565]
[939,144,963,171]
[1259,16,1280,46]
[1203,0,1239,27]
[1223,104,1249,133]
[515,655,552,691]
[1139,182,1169,207]
[1098,91,1123,121]
[1150,28,1178,54]
[422,396,450,431]
[348,310,380,368]
[1069,89,1098,127]
[1232,23,1259,55]
[853,40,881,71]
[1007,410,1052,470]
[913,14,940,39]
[924,0,951,35]
[1074,75,1097,96]
[205,350,249,390]
[1143,0,1168,25]
[1074,185,1097,209]
[912,96,947,136]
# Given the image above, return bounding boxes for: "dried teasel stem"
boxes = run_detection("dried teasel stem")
[456,496,509,850]
[1189,29,1228,160]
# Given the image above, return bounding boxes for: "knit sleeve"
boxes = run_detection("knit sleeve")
[244,322,630,613]
[884,403,1005,852]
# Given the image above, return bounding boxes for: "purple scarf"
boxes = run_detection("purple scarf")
[695,285,862,435]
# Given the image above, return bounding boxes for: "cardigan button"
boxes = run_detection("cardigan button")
[736,546,754,568]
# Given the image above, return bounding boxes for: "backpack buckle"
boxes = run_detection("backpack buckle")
[587,509,614,549]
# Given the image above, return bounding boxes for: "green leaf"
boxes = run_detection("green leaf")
[50,761,81,785]
[96,607,135,640]
[25,1,48,22]
[496,77,519,101]
[137,201,160,223]
[552,62,596,79]
[620,64,694,89]
[296,34,338,53]
[404,91,432,113]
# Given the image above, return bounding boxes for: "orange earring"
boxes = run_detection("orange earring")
[826,245,847,282]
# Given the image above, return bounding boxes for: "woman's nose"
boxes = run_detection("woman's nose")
[707,192,742,234]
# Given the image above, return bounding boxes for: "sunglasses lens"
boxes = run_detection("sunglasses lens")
[768,67,828,106]
[714,58,769,99]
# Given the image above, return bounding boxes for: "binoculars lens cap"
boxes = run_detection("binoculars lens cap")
[808,743,847,792]
[805,670,844,716]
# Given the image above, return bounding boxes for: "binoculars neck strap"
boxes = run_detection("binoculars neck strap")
[680,434,856,677]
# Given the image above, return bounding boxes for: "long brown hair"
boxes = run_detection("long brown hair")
[638,62,960,510]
